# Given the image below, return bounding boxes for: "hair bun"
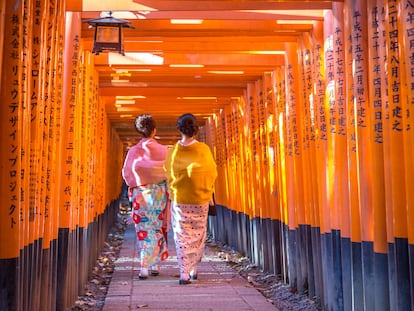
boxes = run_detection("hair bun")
[177,113,198,137]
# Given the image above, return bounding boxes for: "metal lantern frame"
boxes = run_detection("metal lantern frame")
[85,12,134,55]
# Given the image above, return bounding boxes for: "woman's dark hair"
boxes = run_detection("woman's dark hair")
[177,113,199,137]
[135,114,156,138]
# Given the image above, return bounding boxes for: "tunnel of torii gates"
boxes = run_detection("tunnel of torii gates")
[0,1,413,311]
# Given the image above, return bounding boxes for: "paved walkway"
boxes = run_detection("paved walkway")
[103,224,277,311]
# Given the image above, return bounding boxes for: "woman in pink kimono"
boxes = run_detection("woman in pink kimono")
[122,114,169,279]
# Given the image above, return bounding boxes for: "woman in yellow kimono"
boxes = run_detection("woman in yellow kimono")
[164,113,217,285]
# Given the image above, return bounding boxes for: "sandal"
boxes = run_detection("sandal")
[190,268,198,280]
[150,265,160,276]
[139,268,148,280]
[179,279,191,285]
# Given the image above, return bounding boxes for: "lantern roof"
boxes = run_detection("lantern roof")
[85,12,134,28]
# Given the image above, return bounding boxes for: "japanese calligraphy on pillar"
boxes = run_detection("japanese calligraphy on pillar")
[352,9,369,129]
[4,6,22,230]
[285,63,299,156]
[386,0,403,133]
[300,42,314,150]
[61,33,80,216]
[333,22,346,137]
[220,111,227,162]
[225,107,234,163]
[46,0,65,244]
[41,0,58,222]
[265,73,275,161]
[20,0,31,226]
[312,23,327,143]
[368,2,385,144]
[87,63,98,217]
[400,0,414,130]
[0,2,24,260]
[325,34,336,135]
[215,110,225,167]
[247,84,259,159]
[257,79,270,215]
[344,14,357,154]
[275,67,287,150]
[232,102,241,160]
[28,0,44,221]
[257,83,268,166]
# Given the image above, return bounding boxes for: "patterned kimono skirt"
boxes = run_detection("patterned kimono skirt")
[170,202,209,275]
[131,181,169,268]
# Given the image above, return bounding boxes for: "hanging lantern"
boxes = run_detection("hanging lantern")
[85,11,134,55]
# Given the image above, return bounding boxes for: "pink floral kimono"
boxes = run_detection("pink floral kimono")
[122,138,169,269]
